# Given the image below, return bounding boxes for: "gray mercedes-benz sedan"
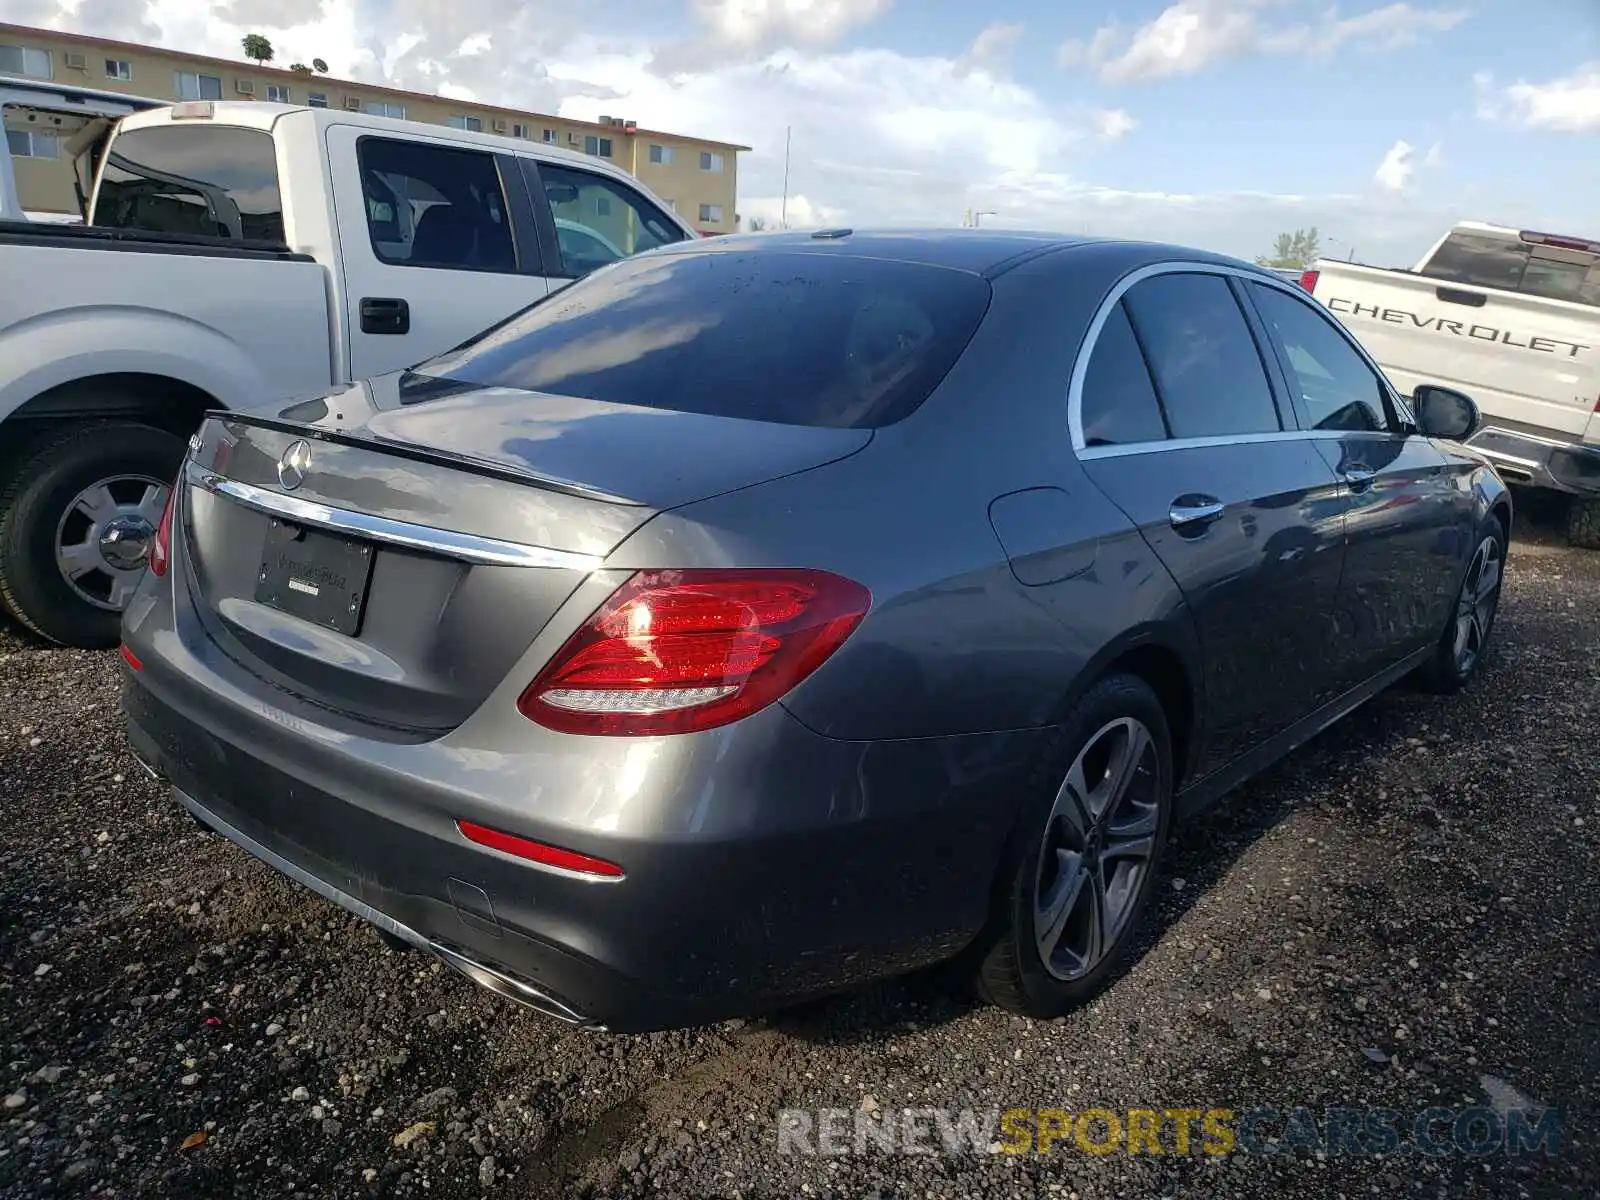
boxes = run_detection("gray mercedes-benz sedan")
[121,230,1510,1032]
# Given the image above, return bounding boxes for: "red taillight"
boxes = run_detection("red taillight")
[148,483,177,578]
[517,568,871,736]
[456,819,624,878]
[119,643,143,671]
[1298,269,1320,293]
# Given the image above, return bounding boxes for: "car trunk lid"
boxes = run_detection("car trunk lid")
[179,392,870,734]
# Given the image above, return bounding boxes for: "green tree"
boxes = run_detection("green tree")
[746,216,769,232]
[241,33,275,67]
[1257,227,1321,269]
[289,63,312,75]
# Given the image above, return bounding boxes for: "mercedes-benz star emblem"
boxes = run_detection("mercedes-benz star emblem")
[277,440,312,491]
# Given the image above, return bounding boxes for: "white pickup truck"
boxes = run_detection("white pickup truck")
[0,94,697,647]
[1303,222,1600,546]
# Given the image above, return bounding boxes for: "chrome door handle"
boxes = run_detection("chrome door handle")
[1341,467,1377,493]
[1169,499,1225,529]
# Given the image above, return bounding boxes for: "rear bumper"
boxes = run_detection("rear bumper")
[1465,425,1600,495]
[121,597,1040,1032]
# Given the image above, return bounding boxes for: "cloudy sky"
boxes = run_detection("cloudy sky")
[12,0,1599,263]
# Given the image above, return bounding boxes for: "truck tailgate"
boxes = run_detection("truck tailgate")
[1312,262,1599,437]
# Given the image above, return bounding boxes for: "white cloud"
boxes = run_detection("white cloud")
[1069,0,1469,84]
[16,0,1501,265]
[1092,108,1139,141]
[1374,139,1415,193]
[962,21,1024,72]
[1489,63,1600,132]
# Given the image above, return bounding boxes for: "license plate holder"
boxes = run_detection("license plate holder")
[255,519,375,637]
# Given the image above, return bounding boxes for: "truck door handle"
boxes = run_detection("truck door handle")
[360,297,410,335]
[1341,467,1377,493]
[1169,496,1225,532]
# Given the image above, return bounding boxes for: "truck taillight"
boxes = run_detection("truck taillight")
[517,569,870,736]
[1298,269,1320,293]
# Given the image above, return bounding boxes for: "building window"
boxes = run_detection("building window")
[5,129,58,159]
[266,84,290,103]
[0,45,52,80]
[175,71,223,101]
[584,135,613,158]
[542,128,558,143]
[105,59,132,82]
[699,203,723,223]
[648,144,674,165]
[365,101,406,119]
[700,151,724,173]
[449,115,483,132]
[512,122,530,138]
[308,92,329,107]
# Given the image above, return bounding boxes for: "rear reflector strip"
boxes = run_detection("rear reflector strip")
[119,644,143,671]
[455,819,624,879]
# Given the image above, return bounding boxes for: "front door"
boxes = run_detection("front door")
[326,125,549,380]
[1075,270,1348,779]
[1244,280,1474,690]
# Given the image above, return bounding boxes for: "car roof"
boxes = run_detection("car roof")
[651,228,1259,279]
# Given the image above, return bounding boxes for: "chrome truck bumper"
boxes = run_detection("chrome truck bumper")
[1465,425,1600,496]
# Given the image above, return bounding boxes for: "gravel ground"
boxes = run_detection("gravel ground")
[2,497,1596,1199]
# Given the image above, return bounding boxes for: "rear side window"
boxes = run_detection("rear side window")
[1249,283,1392,433]
[1423,231,1600,307]
[357,138,517,273]
[1080,302,1167,446]
[96,125,284,242]
[1123,273,1281,439]
[415,250,991,428]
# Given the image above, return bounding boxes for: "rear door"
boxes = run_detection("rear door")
[1245,278,1473,689]
[1074,268,1348,779]
[326,125,550,380]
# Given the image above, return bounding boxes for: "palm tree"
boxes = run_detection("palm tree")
[241,34,274,67]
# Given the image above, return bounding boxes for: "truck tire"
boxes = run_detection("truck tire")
[0,422,186,648]
[1565,497,1600,550]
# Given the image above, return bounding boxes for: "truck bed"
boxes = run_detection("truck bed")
[0,219,312,262]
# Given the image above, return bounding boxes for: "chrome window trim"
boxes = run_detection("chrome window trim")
[1068,261,1416,458]
[185,463,603,571]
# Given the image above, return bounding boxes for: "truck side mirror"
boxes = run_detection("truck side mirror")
[1413,384,1480,441]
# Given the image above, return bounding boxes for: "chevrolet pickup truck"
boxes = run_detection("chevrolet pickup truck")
[0,94,696,647]
[1302,222,1600,546]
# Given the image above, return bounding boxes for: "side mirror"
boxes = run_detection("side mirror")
[1412,384,1480,441]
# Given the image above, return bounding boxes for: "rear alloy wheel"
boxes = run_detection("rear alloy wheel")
[0,422,185,648]
[1419,518,1505,693]
[976,674,1173,1018]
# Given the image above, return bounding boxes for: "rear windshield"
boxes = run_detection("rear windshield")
[415,249,992,428]
[95,125,285,243]
[1421,231,1600,307]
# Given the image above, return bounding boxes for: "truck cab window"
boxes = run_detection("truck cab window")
[537,163,685,278]
[95,125,284,242]
[356,138,517,273]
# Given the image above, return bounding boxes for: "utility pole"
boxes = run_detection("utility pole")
[780,125,791,229]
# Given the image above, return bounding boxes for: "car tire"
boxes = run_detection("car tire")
[0,421,185,649]
[1565,497,1600,550]
[974,673,1174,1019]
[1417,514,1506,694]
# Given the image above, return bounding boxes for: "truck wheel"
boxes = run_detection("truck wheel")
[0,422,185,648]
[1565,497,1600,550]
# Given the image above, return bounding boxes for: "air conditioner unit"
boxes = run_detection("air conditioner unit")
[235,79,255,95]
[598,114,611,125]
[63,52,87,71]
[492,118,507,133]
[623,120,637,132]
[345,96,362,110]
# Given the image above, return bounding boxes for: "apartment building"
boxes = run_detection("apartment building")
[0,22,745,232]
